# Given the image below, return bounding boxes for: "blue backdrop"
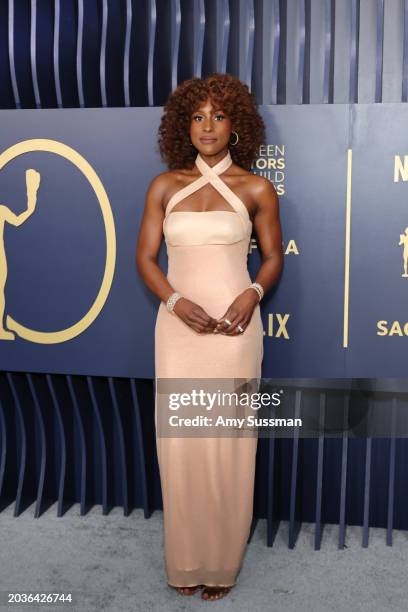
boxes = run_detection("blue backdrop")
[0,104,407,377]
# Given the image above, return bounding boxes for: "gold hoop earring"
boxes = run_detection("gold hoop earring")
[229,131,239,146]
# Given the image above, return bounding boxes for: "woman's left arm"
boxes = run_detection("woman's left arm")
[216,176,284,335]
[249,175,284,294]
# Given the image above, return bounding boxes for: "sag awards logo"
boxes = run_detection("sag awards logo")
[0,138,115,344]
[399,227,408,278]
[377,225,408,337]
[376,155,408,337]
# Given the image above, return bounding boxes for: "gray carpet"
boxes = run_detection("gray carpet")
[0,502,407,611]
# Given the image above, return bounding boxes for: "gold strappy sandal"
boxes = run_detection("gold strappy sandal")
[201,585,233,601]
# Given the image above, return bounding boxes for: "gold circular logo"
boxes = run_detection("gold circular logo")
[0,139,116,344]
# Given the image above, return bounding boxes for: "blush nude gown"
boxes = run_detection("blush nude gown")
[154,150,264,588]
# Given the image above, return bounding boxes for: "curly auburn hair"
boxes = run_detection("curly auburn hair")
[157,73,265,171]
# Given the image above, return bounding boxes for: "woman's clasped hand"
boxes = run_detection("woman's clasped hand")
[172,288,259,335]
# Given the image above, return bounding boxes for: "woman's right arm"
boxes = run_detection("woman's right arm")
[135,174,176,304]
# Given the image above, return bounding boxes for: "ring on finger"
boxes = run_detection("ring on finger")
[224,318,232,326]
[237,325,245,333]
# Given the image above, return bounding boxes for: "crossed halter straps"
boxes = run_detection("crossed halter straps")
[164,150,251,233]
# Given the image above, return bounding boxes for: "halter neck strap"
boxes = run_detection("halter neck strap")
[195,150,233,176]
[164,151,251,230]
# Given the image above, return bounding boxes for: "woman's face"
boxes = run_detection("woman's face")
[190,98,232,155]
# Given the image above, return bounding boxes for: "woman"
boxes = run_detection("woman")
[136,73,283,601]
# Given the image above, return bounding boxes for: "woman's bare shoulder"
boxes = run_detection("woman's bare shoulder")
[230,165,276,195]
[144,171,174,204]
[241,171,277,196]
[146,169,195,212]
[148,168,195,192]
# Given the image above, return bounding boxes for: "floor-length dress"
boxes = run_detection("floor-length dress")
[154,150,264,588]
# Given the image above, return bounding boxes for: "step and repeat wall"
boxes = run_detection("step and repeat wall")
[0,103,407,378]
